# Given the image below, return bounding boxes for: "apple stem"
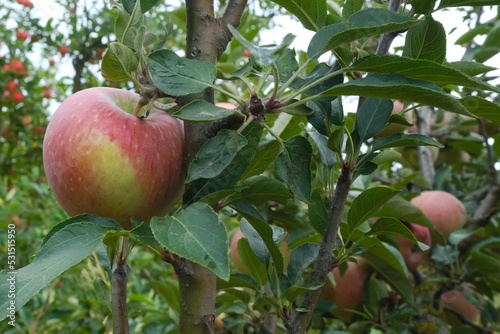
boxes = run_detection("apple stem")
[111,236,130,334]
[133,96,149,117]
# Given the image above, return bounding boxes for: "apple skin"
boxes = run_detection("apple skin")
[322,259,372,321]
[230,228,291,274]
[441,290,480,323]
[43,87,185,229]
[396,223,432,270]
[410,190,466,242]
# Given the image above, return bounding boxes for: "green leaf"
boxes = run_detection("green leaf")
[437,0,500,8]
[184,122,263,204]
[354,98,393,143]
[242,176,292,206]
[0,222,110,321]
[227,25,296,66]
[241,140,283,180]
[408,0,437,15]
[149,49,217,97]
[446,61,496,76]
[282,103,314,116]
[39,214,122,248]
[113,1,143,49]
[372,133,444,150]
[276,49,299,83]
[129,222,160,249]
[308,9,419,59]
[359,239,415,305]
[270,0,327,31]
[374,196,434,229]
[235,238,268,286]
[291,62,344,97]
[454,26,490,45]
[174,100,236,122]
[287,243,320,283]
[461,96,500,126]
[369,217,430,251]
[308,132,337,168]
[370,149,402,165]
[309,189,330,233]
[240,219,286,276]
[187,129,248,182]
[327,125,345,154]
[122,0,159,13]
[322,73,471,116]
[403,15,446,63]
[150,202,229,280]
[349,55,500,93]
[342,0,365,20]
[276,136,313,203]
[285,283,324,304]
[347,186,400,236]
[101,42,139,81]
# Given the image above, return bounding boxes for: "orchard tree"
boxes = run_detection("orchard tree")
[1,0,500,333]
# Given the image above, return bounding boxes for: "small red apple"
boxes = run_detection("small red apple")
[59,45,69,56]
[410,190,466,242]
[9,60,24,72]
[22,115,32,125]
[16,30,29,41]
[5,81,17,92]
[11,90,24,103]
[243,49,251,58]
[441,290,480,322]
[43,87,185,229]
[1,126,13,140]
[34,125,45,134]
[17,0,33,7]
[43,87,52,98]
[321,259,372,321]
[396,223,431,270]
[49,58,56,66]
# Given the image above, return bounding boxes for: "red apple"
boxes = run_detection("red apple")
[43,87,185,229]
[396,223,431,270]
[42,87,52,98]
[16,31,29,41]
[34,125,45,134]
[11,90,24,103]
[59,45,69,56]
[49,58,56,66]
[5,81,17,92]
[441,290,480,322]
[410,190,466,242]
[322,259,372,321]
[9,60,24,72]
[22,115,32,125]
[17,0,33,7]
